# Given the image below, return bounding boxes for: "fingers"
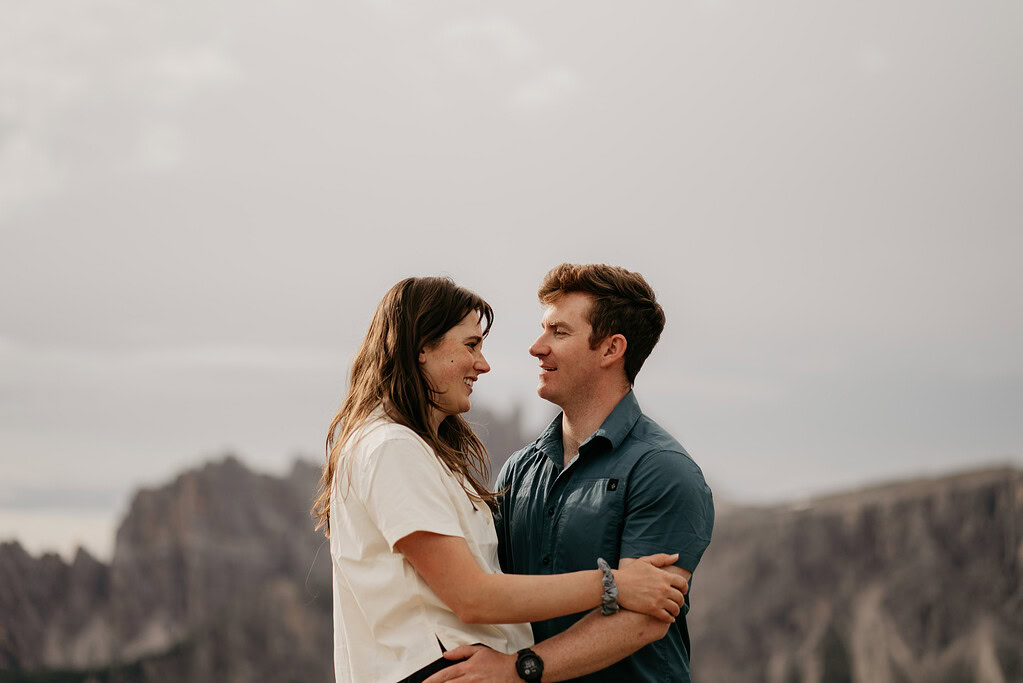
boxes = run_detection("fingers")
[662,580,687,601]
[441,644,481,660]
[424,663,464,682]
[425,658,476,682]
[667,587,685,607]
[642,552,680,567]
[427,649,477,681]
[654,607,675,623]
[668,573,689,595]
[653,593,681,619]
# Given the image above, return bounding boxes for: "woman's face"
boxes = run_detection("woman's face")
[419,312,491,425]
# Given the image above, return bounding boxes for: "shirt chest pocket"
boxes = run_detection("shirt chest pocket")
[554,477,624,568]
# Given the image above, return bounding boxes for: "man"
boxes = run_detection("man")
[428,263,714,682]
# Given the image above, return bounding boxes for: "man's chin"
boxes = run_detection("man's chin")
[536,384,559,405]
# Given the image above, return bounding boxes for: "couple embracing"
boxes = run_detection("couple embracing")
[312,263,714,682]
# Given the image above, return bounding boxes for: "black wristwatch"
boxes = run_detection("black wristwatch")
[515,647,544,681]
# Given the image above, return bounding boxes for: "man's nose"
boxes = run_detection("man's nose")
[529,336,548,358]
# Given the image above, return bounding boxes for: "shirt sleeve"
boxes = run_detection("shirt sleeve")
[354,435,466,551]
[620,450,715,573]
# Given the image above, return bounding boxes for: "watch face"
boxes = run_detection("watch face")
[517,652,543,680]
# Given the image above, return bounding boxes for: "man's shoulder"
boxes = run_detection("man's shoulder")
[620,413,710,486]
[622,413,691,459]
[509,437,541,461]
[498,412,562,480]
[497,438,544,483]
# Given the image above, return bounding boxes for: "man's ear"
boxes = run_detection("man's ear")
[599,334,627,369]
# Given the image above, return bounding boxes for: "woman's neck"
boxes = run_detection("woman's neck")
[428,408,446,434]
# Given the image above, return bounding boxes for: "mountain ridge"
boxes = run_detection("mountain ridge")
[2,459,1020,682]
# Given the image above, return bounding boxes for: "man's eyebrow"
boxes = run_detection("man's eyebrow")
[542,319,573,331]
[463,335,483,343]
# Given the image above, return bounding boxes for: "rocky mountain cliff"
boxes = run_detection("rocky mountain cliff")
[689,467,1023,683]
[2,460,1020,682]
[1,457,334,683]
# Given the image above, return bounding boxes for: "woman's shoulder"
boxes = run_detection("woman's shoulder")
[347,412,433,461]
[341,416,449,493]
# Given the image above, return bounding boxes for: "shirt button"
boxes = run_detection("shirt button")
[547,507,554,516]
[542,555,551,566]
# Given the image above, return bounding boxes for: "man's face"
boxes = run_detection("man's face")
[528,292,603,409]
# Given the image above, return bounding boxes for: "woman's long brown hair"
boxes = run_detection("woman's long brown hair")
[311,276,497,536]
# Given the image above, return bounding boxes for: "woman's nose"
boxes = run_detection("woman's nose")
[475,354,491,374]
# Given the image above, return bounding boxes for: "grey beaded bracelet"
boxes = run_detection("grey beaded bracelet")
[596,557,619,616]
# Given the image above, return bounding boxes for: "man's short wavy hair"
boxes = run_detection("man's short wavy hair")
[538,263,665,385]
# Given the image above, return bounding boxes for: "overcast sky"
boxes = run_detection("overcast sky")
[2,0,1021,560]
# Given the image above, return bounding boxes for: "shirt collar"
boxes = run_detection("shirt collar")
[535,413,565,468]
[534,390,643,465]
[584,390,642,452]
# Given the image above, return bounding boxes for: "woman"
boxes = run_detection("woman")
[312,277,685,683]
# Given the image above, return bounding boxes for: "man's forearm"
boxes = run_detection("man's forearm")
[531,608,669,681]
[420,610,670,683]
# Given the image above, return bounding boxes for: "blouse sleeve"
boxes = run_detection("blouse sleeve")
[353,434,466,551]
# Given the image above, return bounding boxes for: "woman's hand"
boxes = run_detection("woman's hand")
[612,553,688,623]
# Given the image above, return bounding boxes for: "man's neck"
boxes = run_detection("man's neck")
[560,383,630,467]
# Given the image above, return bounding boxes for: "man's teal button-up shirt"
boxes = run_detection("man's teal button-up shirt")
[495,391,714,683]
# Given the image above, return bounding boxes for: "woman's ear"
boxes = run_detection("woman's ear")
[418,349,427,364]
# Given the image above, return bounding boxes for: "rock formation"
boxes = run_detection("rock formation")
[688,467,1023,683]
[1,457,333,682]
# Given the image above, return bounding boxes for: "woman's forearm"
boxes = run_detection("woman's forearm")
[459,553,686,625]
[396,531,682,626]
[396,531,605,624]
[457,570,604,624]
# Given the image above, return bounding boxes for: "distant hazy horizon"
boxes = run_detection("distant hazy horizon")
[2,416,1018,563]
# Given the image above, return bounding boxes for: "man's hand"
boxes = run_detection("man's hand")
[423,645,517,683]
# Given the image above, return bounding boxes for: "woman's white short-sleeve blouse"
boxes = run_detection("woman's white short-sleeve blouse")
[329,410,533,682]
